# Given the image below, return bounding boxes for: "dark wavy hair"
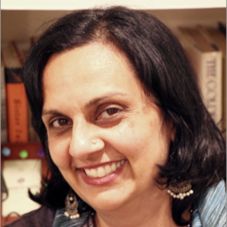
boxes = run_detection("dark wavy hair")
[22,6,226,226]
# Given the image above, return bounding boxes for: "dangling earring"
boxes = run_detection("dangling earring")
[64,189,80,219]
[167,180,194,200]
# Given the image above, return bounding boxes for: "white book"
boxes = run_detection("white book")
[177,27,223,127]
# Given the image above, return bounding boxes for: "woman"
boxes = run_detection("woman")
[5,6,226,227]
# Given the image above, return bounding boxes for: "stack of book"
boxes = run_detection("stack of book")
[175,23,226,132]
[1,41,40,143]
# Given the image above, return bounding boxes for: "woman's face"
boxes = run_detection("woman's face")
[42,42,174,212]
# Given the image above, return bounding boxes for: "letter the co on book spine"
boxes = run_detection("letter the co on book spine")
[176,27,223,128]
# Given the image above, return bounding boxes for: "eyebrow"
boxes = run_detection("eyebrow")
[42,109,63,117]
[84,92,127,109]
[42,92,128,117]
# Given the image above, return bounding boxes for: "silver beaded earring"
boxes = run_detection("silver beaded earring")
[167,180,194,200]
[64,190,80,219]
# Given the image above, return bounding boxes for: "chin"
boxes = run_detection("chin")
[92,199,126,212]
[85,189,132,212]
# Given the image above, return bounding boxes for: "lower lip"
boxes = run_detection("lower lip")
[79,161,126,186]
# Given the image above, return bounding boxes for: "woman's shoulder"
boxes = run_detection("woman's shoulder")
[3,206,56,227]
[192,180,226,227]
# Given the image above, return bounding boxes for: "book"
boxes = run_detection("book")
[198,26,226,133]
[177,27,223,127]
[12,40,40,142]
[1,58,8,143]
[1,42,28,143]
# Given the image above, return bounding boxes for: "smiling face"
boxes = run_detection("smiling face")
[42,42,173,213]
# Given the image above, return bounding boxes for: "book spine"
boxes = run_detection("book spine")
[5,69,28,143]
[185,47,222,125]
[203,53,222,125]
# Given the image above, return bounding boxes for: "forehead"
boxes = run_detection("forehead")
[43,43,141,90]
[42,42,147,108]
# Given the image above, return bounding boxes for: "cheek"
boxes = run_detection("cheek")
[48,138,71,169]
[112,120,148,157]
[114,119,170,162]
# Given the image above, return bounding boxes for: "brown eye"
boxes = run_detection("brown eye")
[97,107,122,121]
[52,118,69,127]
[106,108,119,115]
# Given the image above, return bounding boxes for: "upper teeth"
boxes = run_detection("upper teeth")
[84,160,125,178]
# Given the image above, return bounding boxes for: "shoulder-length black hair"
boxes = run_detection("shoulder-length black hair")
[22,6,226,226]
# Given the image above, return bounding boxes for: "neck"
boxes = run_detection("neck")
[94,189,180,227]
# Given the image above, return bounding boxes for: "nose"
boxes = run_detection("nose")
[69,120,105,160]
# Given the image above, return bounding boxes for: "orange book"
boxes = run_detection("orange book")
[2,42,28,143]
[5,69,28,143]
[12,41,40,142]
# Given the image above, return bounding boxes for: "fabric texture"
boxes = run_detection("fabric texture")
[3,206,55,227]
[3,180,226,227]
[53,209,94,227]
[192,180,226,227]
[54,180,227,227]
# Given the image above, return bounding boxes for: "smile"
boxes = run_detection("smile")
[84,160,125,178]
